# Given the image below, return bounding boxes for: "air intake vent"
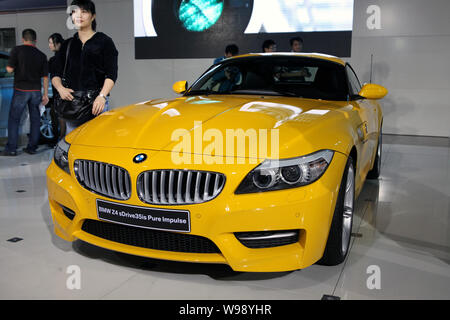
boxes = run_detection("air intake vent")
[137,170,225,205]
[74,160,131,201]
[235,230,300,249]
[81,219,221,254]
[60,204,75,221]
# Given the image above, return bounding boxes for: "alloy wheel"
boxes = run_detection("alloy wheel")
[40,108,54,140]
[341,163,354,255]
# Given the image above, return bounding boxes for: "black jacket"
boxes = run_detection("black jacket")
[52,32,118,91]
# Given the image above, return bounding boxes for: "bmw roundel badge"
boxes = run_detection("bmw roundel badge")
[133,153,147,163]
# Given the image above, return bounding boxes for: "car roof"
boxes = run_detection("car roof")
[229,52,346,66]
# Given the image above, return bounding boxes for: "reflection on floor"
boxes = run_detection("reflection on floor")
[0,134,449,299]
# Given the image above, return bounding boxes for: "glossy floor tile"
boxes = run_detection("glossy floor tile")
[0,135,449,300]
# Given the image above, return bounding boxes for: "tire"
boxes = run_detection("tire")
[367,127,382,179]
[318,156,355,266]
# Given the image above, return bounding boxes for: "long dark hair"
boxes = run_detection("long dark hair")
[49,33,64,50]
[70,0,97,31]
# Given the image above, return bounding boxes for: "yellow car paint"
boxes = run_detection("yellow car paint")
[359,83,389,100]
[47,54,387,272]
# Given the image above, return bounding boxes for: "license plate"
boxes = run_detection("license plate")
[96,199,190,232]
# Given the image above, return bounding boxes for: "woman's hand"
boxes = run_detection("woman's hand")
[42,94,49,106]
[58,87,74,101]
[92,95,106,116]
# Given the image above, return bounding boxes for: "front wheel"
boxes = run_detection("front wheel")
[317,157,355,266]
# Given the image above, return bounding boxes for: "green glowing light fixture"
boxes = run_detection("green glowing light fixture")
[179,0,224,32]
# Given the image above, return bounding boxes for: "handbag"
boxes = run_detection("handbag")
[54,39,100,122]
[55,89,100,121]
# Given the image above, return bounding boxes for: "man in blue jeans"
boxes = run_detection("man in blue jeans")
[1,29,49,156]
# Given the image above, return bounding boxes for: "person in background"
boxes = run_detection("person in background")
[52,0,118,135]
[211,44,241,92]
[290,36,304,53]
[1,29,49,156]
[48,33,66,143]
[262,39,276,53]
[213,44,239,65]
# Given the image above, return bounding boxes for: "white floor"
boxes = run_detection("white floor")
[0,134,449,300]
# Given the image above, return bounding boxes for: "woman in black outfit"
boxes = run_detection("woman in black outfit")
[51,0,118,134]
[48,33,66,141]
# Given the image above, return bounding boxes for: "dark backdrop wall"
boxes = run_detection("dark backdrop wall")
[135,0,354,59]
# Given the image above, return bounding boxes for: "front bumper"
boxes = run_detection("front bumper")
[46,145,348,272]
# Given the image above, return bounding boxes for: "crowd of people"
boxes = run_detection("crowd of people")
[214,36,304,63]
[1,0,305,157]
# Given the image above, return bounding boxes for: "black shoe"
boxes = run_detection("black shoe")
[23,148,37,155]
[1,150,17,156]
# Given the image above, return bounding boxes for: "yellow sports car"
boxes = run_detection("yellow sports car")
[46,53,387,272]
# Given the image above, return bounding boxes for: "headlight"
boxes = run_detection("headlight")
[235,150,334,194]
[54,139,71,174]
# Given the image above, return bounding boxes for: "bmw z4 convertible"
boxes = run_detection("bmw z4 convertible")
[46,53,387,272]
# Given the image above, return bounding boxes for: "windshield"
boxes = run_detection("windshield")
[186,56,349,101]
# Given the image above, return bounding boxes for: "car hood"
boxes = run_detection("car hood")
[70,95,349,158]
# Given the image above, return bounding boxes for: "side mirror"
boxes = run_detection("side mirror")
[358,83,388,100]
[172,80,188,94]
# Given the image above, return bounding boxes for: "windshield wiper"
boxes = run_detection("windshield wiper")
[272,89,300,97]
[227,89,300,97]
[185,89,216,96]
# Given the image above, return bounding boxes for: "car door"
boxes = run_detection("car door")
[0,52,14,138]
[346,63,378,176]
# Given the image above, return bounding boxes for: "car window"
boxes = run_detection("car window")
[0,55,13,78]
[346,64,362,96]
[188,57,349,101]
